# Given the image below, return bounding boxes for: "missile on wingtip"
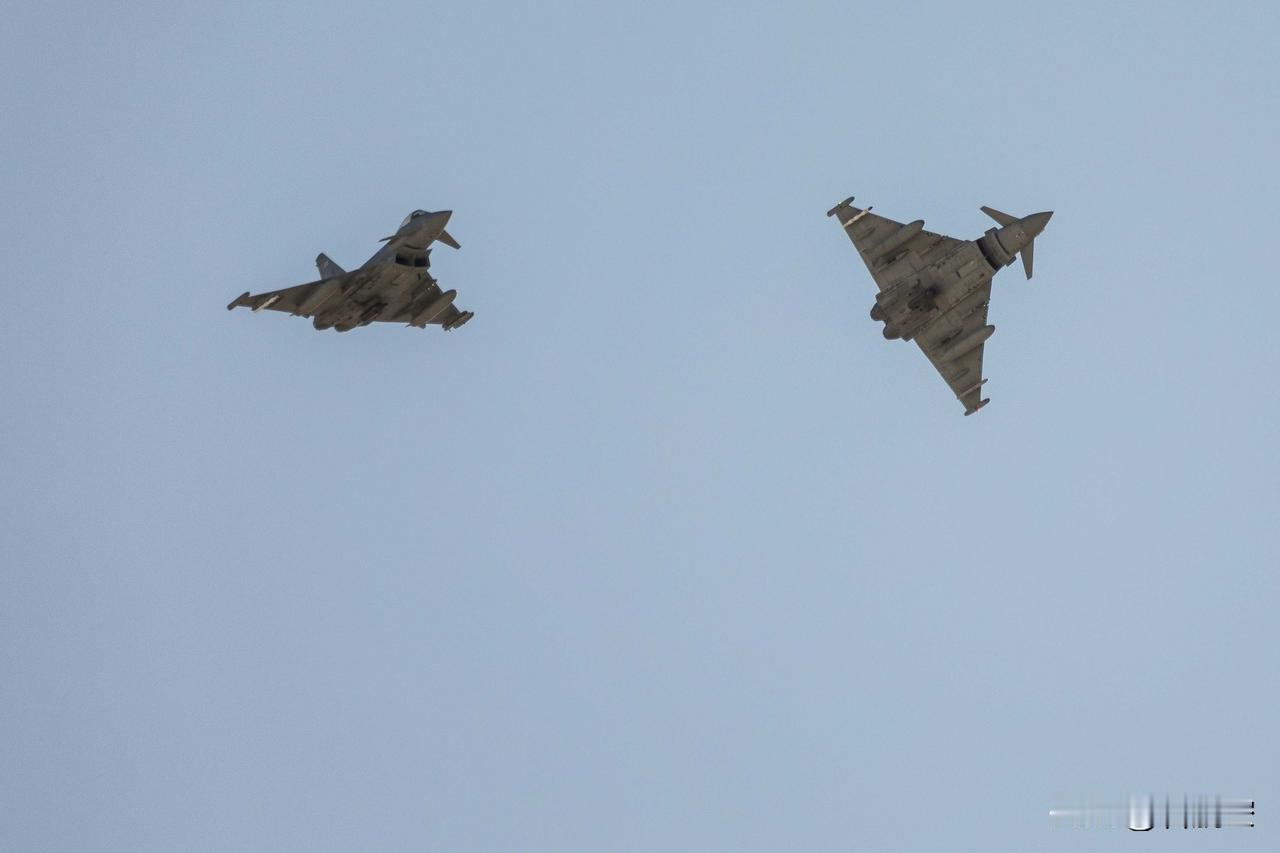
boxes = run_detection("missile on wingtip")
[843,206,872,227]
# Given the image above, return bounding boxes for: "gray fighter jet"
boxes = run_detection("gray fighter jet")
[227,209,474,333]
[827,197,1052,415]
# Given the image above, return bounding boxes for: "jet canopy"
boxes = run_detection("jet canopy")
[400,210,429,228]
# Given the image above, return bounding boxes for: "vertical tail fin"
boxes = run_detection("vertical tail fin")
[316,253,346,280]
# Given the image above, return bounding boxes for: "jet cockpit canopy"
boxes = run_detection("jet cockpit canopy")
[400,210,429,229]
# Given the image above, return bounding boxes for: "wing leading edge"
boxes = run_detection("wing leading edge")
[226,276,345,316]
[827,197,964,290]
[914,284,993,416]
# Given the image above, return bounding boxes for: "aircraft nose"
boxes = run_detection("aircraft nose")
[404,210,452,238]
[1024,211,1053,236]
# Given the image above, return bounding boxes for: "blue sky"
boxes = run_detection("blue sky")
[2,2,1278,850]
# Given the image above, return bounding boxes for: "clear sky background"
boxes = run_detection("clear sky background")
[2,2,1278,850]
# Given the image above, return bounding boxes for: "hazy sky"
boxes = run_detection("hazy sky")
[3,2,1278,850]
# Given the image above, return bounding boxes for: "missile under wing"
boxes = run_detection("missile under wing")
[827,197,1052,415]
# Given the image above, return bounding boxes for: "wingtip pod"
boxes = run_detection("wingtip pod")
[963,398,991,417]
[228,292,282,313]
[826,196,855,217]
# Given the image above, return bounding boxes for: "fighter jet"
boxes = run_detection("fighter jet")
[827,197,1052,415]
[227,209,474,333]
